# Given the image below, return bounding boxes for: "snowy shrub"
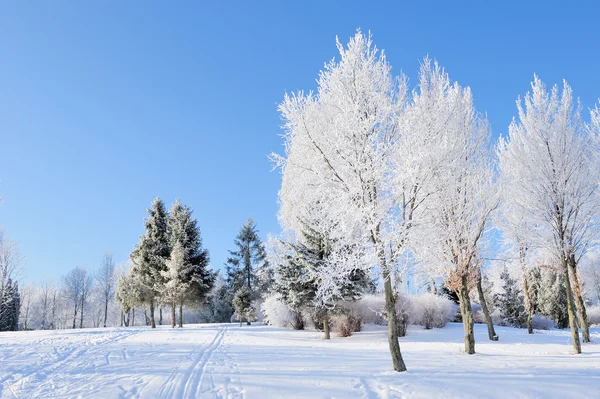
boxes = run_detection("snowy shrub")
[395,294,412,337]
[411,293,457,329]
[261,294,294,328]
[587,306,600,326]
[340,295,386,326]
[332,309,362,337]
[531,315,554,330]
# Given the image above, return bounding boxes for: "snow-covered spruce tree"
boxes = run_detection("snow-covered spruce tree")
[498,77,600,350]
[0,233,23,331]
[96,252,116,328]
[202,271,233,323]
[0,278,19,331]
[275,31,414,372]
[225,218,270,299]
[232,285,254,326]
[162,240,187,328]
[115,270,142,327]
[130,198,170,329]
[166,199,213,328]
[534,263,569,328]
[494,266,527,327]
[411,60,497,355]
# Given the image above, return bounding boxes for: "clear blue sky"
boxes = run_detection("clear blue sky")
[1,1,598,282]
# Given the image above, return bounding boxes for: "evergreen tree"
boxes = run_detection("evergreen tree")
[232,285,254,326]
[0,279,20,331]
[494,267,527,327]
[202,272,233,323]
[130,197,170,328]
[225,218,270,297]
[274,221,372,337]
[166,199,213,327]
[535,266,569,328]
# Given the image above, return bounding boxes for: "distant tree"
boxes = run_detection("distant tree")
[0,233,23,330]
[225,218,269,296]
[96,252,116,328]
[494,267,527,327]
[115,270,140,327]
[62,267,91,329]
[232,286,254,326]
[130,198,170,329]
[166,199,213,327]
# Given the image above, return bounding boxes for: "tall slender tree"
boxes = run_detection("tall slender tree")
[96,252,116,328]
[225,218,268,295]
[130,198,170,329]
[498,77,600,350]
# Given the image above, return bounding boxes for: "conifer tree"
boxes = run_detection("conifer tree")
[494,267,527,327]
[225,218,270,297]
[166,199,213,328]
[130,198,170,328]
[232,285,254,326]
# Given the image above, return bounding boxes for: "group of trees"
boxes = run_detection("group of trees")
[0,232,21,331]
[272,30,600,372]
[116,198,213,329]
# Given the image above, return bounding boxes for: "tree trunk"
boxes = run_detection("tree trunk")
[80,297,84,329]
[132,308,135,326]
[159,308,163,325]
[149,299,156,328]
[563,256,582,354]
[457,274,475,354]
[568,255,590,343]
[171,302,176,328]
[72,305,77,329]
[103,297,109,328]
[144,309,149,326]
[120,310,124,327]
[476,271,498,341]
[323,310,330,340]
[178,301,183,328]
[522,274,534,334]
[383,264,407,372]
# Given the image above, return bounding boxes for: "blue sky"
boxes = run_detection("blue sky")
[1,1,598,282]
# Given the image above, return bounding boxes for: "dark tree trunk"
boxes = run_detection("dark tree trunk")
[149,299,156,328]
[178,301,183,328]
[72,305,77,329]
[80,297,85,329]
[568,255,590,343]
[120,310,124,327]
[563,256,582,353]
[132,308,135,326]
[457,274,475,354]
[522,274,534,334]
[103,297,109,328]
[144,309,149,326]
[383,263,407,371]
[159,308,163,325]
[171,302,176,328]
[323,310,330,340]
[476,271,498,341]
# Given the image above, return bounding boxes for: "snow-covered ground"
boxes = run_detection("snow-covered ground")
[1,323,599,398]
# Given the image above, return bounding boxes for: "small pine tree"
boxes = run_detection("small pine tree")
[0,279,20,331]
[536,266,569,328]
[232,286,254,326]
[494,267,527,327]
[225,218,270,298]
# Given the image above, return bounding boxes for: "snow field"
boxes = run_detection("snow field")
[1,323,599,398]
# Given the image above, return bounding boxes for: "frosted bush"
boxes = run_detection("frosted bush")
[587,306,600,326]
[341,294,386,325]
[531,314,555,330]
[410,293,457,329]
[261,294,295,328]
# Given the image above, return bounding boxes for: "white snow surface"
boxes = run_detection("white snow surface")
[1,323,599,398]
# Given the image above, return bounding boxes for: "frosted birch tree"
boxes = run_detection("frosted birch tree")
[410,60,497,354]
[96,252,116,328]
[498,77,600,351]
[276,31,411,371]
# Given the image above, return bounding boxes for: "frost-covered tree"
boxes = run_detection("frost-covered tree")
[225,218,269,296]
[115,270,141,327]
[130,198,170,329]
[201,271,233,323]
[0,234,22,331]
[96,252,116,328]
[498,77,600,350]
[162,240,187,328]
[232,285,254,326]
[410,60,497,354]
[62,267,92,329]
[275,31,413,371]
[166,199,213,327]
